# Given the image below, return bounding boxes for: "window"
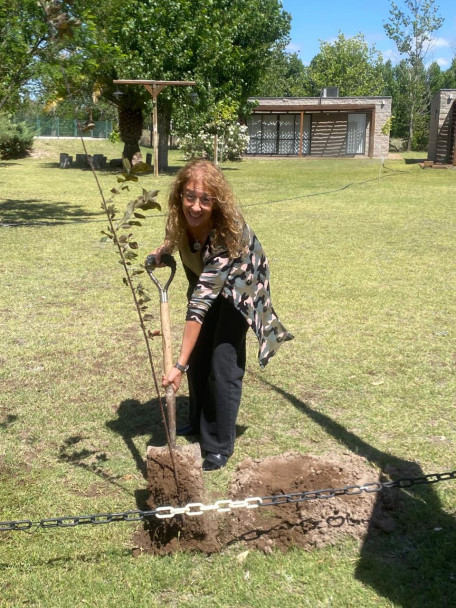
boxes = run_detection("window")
[247,114,310,155]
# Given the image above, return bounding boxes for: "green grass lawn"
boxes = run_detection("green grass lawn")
[1,139,456,607]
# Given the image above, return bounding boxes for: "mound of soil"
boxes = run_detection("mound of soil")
[133,451,389,555]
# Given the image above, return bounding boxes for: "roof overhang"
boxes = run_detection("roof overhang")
[251,103,377,113]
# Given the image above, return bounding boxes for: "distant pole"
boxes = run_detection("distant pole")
[214,133,218,165]
[113,80,195,177]
[149,83,163,178]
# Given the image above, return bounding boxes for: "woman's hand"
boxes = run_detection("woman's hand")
[162,367,182,393]
[149,242,170,267]
[162,321,201,394]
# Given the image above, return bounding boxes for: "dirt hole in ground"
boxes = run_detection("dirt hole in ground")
[133,451,393,555]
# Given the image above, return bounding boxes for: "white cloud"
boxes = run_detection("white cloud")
[436,57,449,67]
[432,37,450,49]
[286,42,302,53]
[382,48,401,63]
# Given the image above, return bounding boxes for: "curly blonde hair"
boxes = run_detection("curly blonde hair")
[165,159,245,259]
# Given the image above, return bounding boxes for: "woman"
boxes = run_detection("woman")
[153,159,293,471]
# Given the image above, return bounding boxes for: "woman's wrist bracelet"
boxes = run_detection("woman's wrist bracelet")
[174,361,189,373]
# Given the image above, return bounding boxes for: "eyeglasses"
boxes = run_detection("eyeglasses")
[181,190,216,209]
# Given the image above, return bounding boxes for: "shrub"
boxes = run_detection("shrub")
[179,122,249,162]
[0,114,35,159]
[109,124,121,144]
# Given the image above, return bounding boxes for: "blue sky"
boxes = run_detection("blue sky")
[281,0,456,68]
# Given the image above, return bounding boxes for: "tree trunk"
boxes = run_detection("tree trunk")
[408,99,414,152]
[158,101,172,171]
[118,104,143,164]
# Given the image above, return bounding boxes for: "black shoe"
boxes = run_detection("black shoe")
[176,424,198,436]
[202,453,228,472]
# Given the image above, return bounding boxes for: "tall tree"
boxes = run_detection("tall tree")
[427,60,445,97]
[43,0,291,168]
[384,0,445,150]
[0,0,82,112]
[253,43,308,97]
[305,32,385,96]
[442,58,456,89]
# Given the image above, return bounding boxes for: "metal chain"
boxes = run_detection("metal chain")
[1,469,455,533]
[258,470,456,507]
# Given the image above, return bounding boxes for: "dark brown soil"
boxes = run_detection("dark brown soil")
[133,451,391,555]
[133,444,220,555]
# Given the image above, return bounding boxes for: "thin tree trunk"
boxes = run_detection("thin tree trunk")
[158,102,171,171]
[408,90,416,152]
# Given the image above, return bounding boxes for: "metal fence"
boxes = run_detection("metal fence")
[14,115,114,138]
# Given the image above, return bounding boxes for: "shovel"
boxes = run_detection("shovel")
[145,253,177,448]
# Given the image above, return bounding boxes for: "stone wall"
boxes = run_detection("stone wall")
[428,90,456,163]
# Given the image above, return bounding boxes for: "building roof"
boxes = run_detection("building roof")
[248,96,392,113]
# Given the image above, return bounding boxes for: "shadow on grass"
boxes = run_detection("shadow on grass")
[105,397,186,511]
[106,397,180,476]
[55,397,173,494]
[404,157,427,164]
[106,396,247,511]
[40,162,121,173]
[57,434,123,489]
[0,413,18,429]
[0,161,22,168]
[0,547,132,571]
[40,162,188,176]
[263,380,456,607]
[141,165,241,176]
[0,198,103,225]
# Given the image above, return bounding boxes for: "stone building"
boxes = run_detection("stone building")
[427,90,456,164]
[246,90,392,159]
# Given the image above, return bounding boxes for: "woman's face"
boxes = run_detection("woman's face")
[181,170,215,234]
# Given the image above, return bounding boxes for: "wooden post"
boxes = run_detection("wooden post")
[113,80,195,176]
[144,83,166,177]
[299,111,304,157]
[368,109,375,158]
[153,88,159,177]
[214,133,218,164]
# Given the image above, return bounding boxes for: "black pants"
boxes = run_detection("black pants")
[187,295,249,457]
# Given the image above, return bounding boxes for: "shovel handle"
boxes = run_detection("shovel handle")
[160,298,177,448]
[160,300,173,375]
[145,253,176,293]
[145,252,177,447]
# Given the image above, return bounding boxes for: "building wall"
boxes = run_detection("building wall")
[428,90,456,163]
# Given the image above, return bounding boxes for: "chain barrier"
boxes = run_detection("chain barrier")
[1,469,455,533]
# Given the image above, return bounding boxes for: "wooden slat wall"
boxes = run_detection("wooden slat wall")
[310,114,348,156]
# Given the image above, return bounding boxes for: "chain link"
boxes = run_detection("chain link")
[1,470,454,533]
[259,470,456,507]
[154,497,263,519]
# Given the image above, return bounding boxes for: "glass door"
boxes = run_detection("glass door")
[347,113,366,154]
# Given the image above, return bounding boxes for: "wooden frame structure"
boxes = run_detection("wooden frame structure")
[113,79,195,176]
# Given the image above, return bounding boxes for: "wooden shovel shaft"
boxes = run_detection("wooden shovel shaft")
[145,254,178,449]
[160,300,176,447]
